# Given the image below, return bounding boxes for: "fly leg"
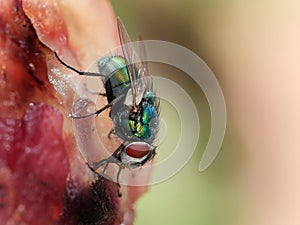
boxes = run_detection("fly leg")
[70,94,125,119]
[70,104,111,119]
[55,52,106,77]
[116,166,123,197]
[108,129,116,139]
[92,159,109,174]
[83,83,106,97]
[87,143,125,197]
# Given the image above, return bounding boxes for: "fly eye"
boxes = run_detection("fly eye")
[124,142,150,158]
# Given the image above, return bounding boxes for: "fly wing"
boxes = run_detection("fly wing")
[117,17,138,107]
[117,17,150,107]
[137,34,149,77]
[138,35,152,90]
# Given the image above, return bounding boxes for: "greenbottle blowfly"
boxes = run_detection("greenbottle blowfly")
[55,17,159,196]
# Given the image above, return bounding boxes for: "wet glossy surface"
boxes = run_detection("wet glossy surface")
[0,0,155,224]
[125,142,150,158]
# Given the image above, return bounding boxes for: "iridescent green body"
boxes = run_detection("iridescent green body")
[98,56,131,103]
[98,56,158,142]
[128,91,157,139]
[55,18,158,194]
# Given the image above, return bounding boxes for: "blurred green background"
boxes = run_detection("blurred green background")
[110,1,236,225]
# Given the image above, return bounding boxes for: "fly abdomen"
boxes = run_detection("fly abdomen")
[98,56,131,103]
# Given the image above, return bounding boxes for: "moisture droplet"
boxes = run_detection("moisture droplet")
[72,98,96,117]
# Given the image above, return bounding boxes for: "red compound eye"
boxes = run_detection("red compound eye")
[125,142,150,158]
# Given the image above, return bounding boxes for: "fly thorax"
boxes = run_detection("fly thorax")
[98,56,126,76]
[98,56,131,102]
[129,101,158,141]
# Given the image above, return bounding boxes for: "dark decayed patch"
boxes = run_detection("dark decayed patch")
[59,175,119,225]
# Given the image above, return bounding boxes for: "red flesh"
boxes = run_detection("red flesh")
[0,1,70,224]
[0,0,150,224]
[0,104,69,224]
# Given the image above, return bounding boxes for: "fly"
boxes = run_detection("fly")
[55,17,159,197]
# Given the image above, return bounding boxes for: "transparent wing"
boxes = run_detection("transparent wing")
[138,35,149,77]
[117,17,138,107]
[117,17,151,107]
[138,35,152,90]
